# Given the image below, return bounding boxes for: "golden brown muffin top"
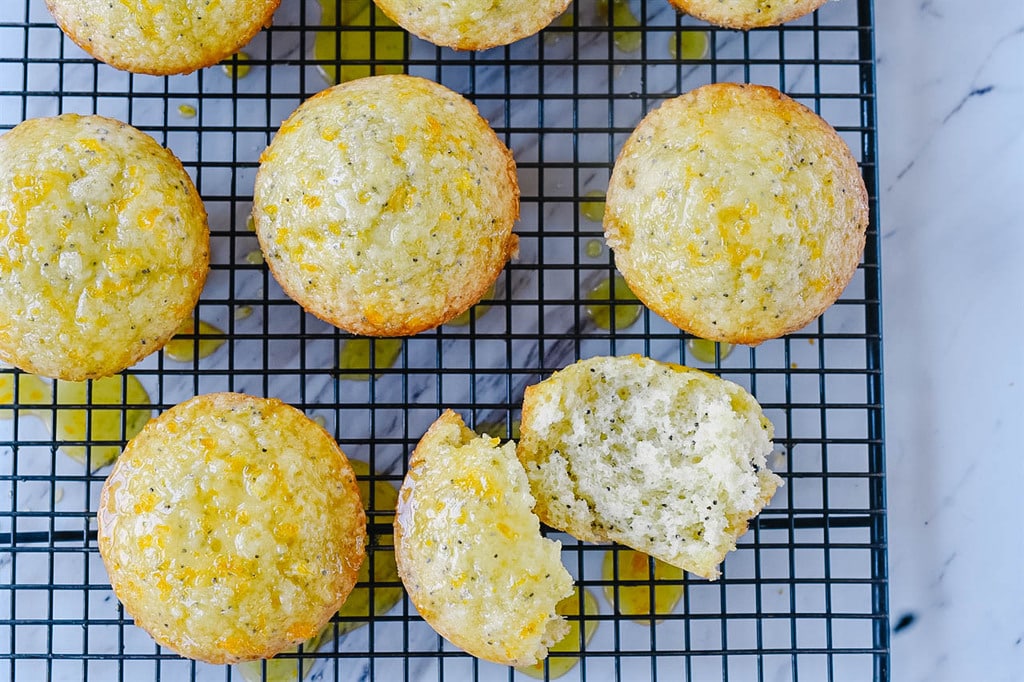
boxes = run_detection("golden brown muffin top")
[98,393,367,664]
[0,114,208,380]
[605,83,868,344]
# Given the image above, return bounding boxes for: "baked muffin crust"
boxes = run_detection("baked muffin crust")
[253,75,519,337]
[0,114,208,380]
[670,0,828,29]
[605,83,868,344]
[98,393,367,663]
[45,0,281,75]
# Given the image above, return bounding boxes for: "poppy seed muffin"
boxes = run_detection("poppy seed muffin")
[517,355,782,580]
[395,410,574,666]
[604,83,868,345]
[97,393,367,664]
[45,0,280,75]
[671,0,829,29]
[373,0,572,50]
[253,75,519,337]
[0,114,209,380]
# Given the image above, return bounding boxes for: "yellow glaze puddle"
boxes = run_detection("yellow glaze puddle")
[602,549,683,622]
[221,52,251,79]
[177,103,196,119]
[586,274,642,330]
[55,375,151,469]
[543,10,575,44]
[517,587,599,679]
[338,460,403,632]
[447,283,496,327]
[235,305,254,321]
[245,249,265,265]
[339,338,403,381]
[235,461,402,682]
[0,373,51,418]
[1,373,151,470]
[596,0,642,52]
[474,417,520,441]
[585,239,603,258]
[164,320,226,363]
[687,338,734,364]
[316,0,406,85]
[668,31,709,60]
[580,189,606,223]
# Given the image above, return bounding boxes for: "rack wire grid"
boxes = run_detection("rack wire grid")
[0,0,886,680]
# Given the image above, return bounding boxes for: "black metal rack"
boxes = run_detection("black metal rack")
[0,0,886,679]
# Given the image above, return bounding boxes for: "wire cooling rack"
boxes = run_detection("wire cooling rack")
[0,0,885,679]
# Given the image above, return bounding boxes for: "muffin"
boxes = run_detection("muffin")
[517,355,781,580]
[671,0,829,29]
[604,83,868,345]
[394,410,574,666]
[233,459,402,682]
[0,114,209,381]
[253,75,519,337]
[45,0,280,75]
[373,0,572,50]
[97,393,367,664]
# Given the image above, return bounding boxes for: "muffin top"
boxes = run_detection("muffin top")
[604,83,868,345]
[669,0,828,29]
[254,75,519,337]
[98,392,367,664]
[373,0,572,50]
[45,0,280,75]
[394,410,573,666]
[0,114,208,380]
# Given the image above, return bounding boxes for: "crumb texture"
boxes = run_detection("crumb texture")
[518,355,781,579]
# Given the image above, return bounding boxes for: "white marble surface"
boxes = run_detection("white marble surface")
[876,1,1024,680]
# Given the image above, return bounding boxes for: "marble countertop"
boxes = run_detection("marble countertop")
[876,0,1024,679]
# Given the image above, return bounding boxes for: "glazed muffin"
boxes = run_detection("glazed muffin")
[373,0,572,50]
[517,355,782,580]
[671,0,829,29]
[253,75,519,337]
[97,393,367,664]
[45,0,280,75]
[394,411,574,666]
[0,114,209,381]
[604,83,868,345]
